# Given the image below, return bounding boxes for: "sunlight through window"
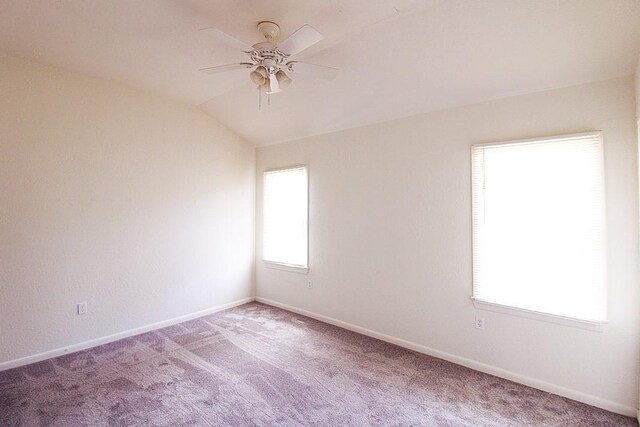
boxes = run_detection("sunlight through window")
[471,132,606,322]
[263,166,308,267]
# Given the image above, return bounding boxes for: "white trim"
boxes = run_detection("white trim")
[263,261,309,274]
[256,297,636,418]
[0,297,255,372]
[263,164,308,174]
[471,298,607,332]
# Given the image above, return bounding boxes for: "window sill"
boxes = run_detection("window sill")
[471,298,607,332]
[263,261,309,275]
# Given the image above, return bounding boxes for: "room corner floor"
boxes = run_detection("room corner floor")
[0,302,635,426]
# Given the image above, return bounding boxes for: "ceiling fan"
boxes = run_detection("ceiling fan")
[199,21,338,96]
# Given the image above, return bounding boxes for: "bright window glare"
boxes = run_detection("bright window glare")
[263,167,308,267]
[472,133,606,322]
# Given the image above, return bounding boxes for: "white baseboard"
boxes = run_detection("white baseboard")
[0,297,255,372]
[256,297,637,418]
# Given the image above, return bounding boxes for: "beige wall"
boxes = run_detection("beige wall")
[0,54,255,364]
[636,55,640,420]
[256,76,640,415]
[636,56,640,118]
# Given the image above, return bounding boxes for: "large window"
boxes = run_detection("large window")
[471,132,606,324]
[263,166,308,268]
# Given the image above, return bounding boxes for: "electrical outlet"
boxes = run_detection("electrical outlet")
[77,302,88,315]
[475,315,485,330]
[307,279,313,289]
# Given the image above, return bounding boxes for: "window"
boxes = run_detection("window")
[263,166,308,268]
[471,132,606,325]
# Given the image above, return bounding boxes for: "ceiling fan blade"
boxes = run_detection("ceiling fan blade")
[199,63,254,74]
[287,62,339,80]
[269,73,282,93]
[199,28,255,52]
[276,25,323,56]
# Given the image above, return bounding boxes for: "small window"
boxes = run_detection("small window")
[471,132,606,324]
[263,166,308,268]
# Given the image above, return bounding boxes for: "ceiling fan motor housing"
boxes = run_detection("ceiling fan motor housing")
[250,42,288,68]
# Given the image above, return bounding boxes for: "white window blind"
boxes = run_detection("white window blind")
[471,132,606,323]
[263,166,308,268]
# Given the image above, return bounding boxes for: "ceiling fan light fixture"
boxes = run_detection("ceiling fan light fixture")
[259,81,272,94]
[275,70,291,88]
[250,66,268,86]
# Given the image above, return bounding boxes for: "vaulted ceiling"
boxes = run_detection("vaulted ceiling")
[1,0,639,145]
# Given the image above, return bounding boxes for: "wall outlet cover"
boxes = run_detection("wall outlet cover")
[77,302,88,315]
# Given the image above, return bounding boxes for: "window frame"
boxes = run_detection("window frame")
[262,165,310,272]
[470,131,608,332]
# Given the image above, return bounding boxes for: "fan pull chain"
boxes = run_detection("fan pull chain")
[258,86,261,110]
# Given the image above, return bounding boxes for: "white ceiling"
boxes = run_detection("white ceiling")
[1,0,639,145]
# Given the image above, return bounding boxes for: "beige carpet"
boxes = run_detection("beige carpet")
[0,302,635,426]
